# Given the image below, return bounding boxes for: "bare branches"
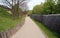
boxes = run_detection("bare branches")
[5,0,13,7]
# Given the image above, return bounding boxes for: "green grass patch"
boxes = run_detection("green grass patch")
[32,18,60,38]
[0,7,25,32]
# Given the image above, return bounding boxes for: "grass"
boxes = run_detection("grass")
[0,7,25,32]
[32,18,60,38]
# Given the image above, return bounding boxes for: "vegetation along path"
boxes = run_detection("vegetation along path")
[11,16,47,38]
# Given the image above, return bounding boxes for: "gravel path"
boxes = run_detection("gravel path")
[11,16,47,38]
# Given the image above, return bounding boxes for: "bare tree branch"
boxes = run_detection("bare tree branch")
[5,0,12,7]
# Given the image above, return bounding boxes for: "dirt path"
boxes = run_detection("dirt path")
[11,16,47,38]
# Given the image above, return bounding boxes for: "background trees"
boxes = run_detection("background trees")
[43,0,55,14]
[0,0,27,20]
[31,0,60,15]
[56,0,60,13]
[32,3,44,14]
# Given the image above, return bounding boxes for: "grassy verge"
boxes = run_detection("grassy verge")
[0,7,25,32]
[32,18,60,38]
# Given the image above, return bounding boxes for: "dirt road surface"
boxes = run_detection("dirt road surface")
[11,16,47,38]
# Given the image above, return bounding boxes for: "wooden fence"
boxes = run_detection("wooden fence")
[31,14,60,34]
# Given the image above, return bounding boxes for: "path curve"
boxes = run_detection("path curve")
[11,16,47,38]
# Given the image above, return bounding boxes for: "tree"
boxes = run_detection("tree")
[1,0,27,20]
[27,10,32,15]
[56,0,60,13]
[32,3,43,14]
[43,0,55,14]
[1,0,19,19]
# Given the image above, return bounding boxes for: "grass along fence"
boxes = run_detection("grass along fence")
[32,19,60,38]
[0,17,25,38]
[0,7,26,38]
[31,14,60,34]
[30,14,60,38]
